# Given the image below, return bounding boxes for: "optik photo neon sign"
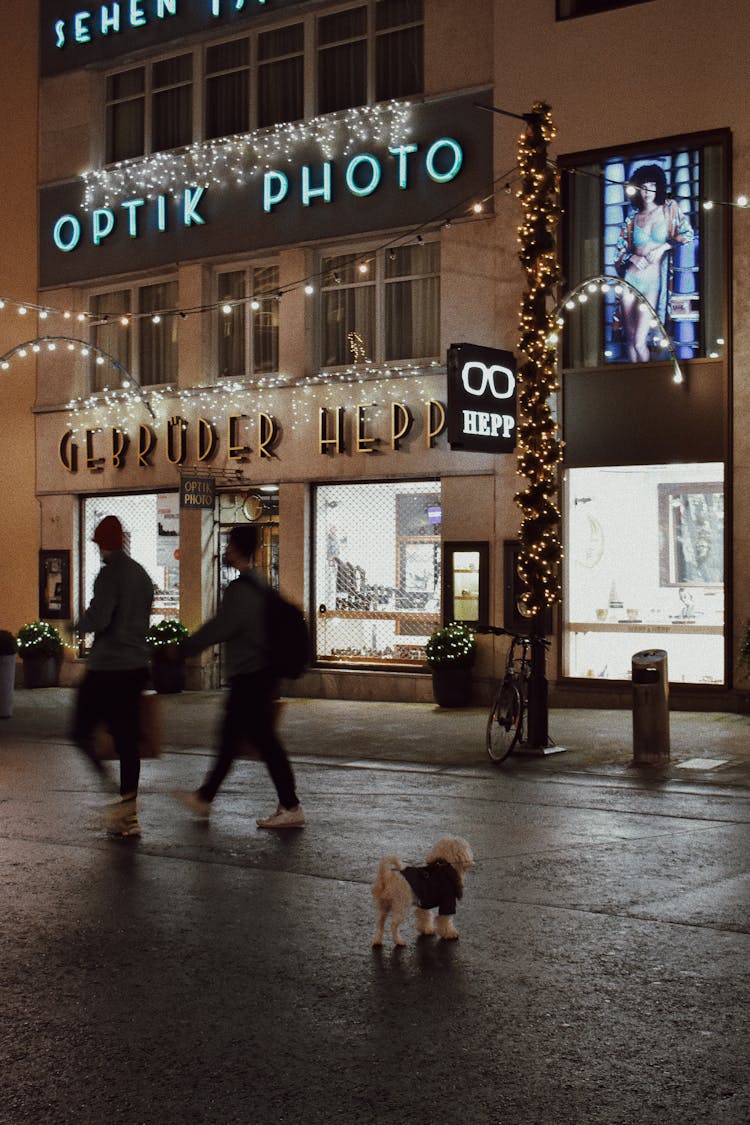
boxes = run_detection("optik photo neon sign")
[51,138,465,254]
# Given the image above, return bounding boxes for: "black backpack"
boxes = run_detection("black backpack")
[241,573,309,679]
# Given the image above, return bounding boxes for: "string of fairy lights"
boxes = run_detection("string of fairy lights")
[0,98,740,448]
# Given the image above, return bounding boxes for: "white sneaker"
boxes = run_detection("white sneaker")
[256,804,305,829]
[174,789,211,818]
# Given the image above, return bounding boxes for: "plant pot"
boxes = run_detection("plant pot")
[431,665,473,708]
[22,653,60,689]
[0,654,16,717]
[151,657,186,694]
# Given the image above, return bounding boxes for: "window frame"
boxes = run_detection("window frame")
[214,260,281,381]
[104,52,194,163]
[88,275,178,390]
[558,128,730,372]
[319,238,441,369]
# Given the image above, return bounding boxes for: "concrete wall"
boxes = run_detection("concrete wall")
[0,1,40,637]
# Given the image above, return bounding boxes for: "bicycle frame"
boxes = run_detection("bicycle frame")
[479,625,550,763]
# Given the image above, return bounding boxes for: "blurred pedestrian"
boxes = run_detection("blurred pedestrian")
[72,515,154,838]
[174,523,304,829]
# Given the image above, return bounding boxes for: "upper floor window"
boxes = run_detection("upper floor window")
[321,240,439,367]
[90,279,178,389]
[560,134,727,369]
[103,2,422,164]
[318,1,423,114]
[106,54,192,163]
[216,264,279,379]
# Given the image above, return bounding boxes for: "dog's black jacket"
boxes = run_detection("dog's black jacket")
[401,859,462,916]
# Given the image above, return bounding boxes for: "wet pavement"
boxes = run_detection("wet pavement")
[1,689,749,1123]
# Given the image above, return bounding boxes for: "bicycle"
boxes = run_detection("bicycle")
[478,626,551,764]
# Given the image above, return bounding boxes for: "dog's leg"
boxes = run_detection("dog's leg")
[390,904,407,947]
[415,907,435,936]
[436,914,459,940]
[372,906,388,947]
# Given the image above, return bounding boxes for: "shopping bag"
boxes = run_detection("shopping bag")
[94,690,162,759]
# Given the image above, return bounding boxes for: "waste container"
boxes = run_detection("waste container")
[631,649,670,763]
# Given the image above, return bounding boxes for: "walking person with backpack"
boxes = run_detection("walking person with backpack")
[174,523,305,828]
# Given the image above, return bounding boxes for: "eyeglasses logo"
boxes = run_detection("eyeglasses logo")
[460,362,515,400]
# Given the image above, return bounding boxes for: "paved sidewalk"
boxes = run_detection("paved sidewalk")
[3,686,749,788]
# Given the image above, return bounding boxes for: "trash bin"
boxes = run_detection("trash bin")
[632,649,670,763]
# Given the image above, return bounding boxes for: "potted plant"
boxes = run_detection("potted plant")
[425,622,477,708]
[17,621,64,689]
[147,619,190,694]
[0,629,17,717]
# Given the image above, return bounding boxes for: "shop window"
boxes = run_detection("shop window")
[90,278,178,390]
[563,463,725,685]
[560,134,726,368]
[314,481,441,667]
[443,543,488,626]
[105,54,192,162]
[81,493,180,628]
[321,242,439,367]
[216,264,279,378]
[557,1,653,18]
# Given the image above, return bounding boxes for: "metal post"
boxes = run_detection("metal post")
[526,615,548,750]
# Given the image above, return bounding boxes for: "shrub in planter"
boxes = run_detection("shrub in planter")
[146,619,190,694]
[17,622,63,688]
[0,630,17,717]
[425,622,477,708]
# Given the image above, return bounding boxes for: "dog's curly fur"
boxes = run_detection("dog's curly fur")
[371,836,474,947]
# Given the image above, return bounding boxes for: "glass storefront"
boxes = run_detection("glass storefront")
[314,480,441,666]
[82,493,180,622]
[563,463,724,684]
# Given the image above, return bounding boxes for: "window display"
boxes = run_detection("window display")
[561,134,726,368]
[82,492,180,625]
[563,464,724,684]
[315,480,441,666]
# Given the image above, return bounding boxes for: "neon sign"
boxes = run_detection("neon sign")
[50,139,464,253]
[52,1,267,49]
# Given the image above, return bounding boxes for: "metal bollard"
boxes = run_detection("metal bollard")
[631,649,670,764]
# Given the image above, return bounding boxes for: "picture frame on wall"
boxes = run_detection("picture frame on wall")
[658,482,724,587]
[39,549,71,620]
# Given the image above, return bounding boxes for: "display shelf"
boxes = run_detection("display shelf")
[568,621,722,635]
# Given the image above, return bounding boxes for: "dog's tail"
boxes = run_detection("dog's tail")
[371,854,403,898]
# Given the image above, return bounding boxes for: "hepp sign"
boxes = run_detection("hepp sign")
[446,343,517,454]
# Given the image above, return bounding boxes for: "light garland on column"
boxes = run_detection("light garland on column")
[514,102,564,619]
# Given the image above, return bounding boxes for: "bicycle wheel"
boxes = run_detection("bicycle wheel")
[486,680,522,763]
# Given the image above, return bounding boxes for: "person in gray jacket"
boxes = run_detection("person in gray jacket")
[174,523,304,829]
[72,515,154,838]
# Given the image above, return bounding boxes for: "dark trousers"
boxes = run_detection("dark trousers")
[199,671,299,809]
[72,667,148,797]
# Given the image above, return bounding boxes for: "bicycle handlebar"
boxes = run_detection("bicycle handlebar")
[474,624,551,648]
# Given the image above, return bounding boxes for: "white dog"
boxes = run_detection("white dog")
[371,836,474,947]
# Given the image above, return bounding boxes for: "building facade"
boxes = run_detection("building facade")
[5,0,748,707]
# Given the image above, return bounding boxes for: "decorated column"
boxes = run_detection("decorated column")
[515,103,563,749]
